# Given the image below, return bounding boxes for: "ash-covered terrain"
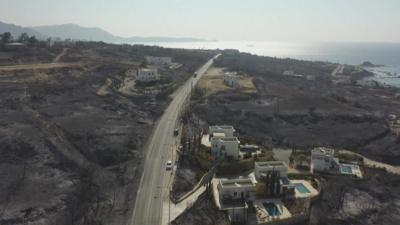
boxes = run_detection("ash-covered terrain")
[0,41,215,225]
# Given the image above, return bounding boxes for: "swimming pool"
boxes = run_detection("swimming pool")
[294,183,311,194]
[262,202,281,216]
[341,165,353,174]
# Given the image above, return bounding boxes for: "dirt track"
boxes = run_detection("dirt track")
[53,48,69,63]
[0,62,84,72]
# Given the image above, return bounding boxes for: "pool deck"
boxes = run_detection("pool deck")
[340,163,363,178]
[291,179,319,198]
[253,198,292,223]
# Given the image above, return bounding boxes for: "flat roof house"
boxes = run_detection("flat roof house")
[209,125,235,138]
[211,136,240,160]
[145,56,172,65]
[217,177,255,223]
[255,161,288,180]
[224,72,240,88]
[218,178,256,202]
[311,147,339,172]
[137,68,160,82]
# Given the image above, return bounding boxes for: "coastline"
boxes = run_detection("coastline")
[132,41,400,88]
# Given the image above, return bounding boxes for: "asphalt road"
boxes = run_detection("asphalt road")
[129,55,219,225]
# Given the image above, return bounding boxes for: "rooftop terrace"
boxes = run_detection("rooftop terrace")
[255,161,287,167]
[219,178,254,189]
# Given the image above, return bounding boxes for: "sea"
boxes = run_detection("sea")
[133,41,400,88]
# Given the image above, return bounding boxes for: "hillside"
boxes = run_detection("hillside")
[32,23,210,43]
[0,21,45,39]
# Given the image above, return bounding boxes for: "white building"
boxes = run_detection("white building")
[310,147,339,172]
[137,68,160,82]
[211,137,240,160]
[218,178,256,201]
[283,70,303,78]
[283,70,295,76]
[209,125,235,137]
[217,178,255,223]
[255,161,288,180]
[224,72,240,88]
[145,56,172,65]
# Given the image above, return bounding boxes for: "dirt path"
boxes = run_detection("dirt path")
[97,78,113,96]
[0,62,84,72]
[331,64,344,76]
[53,48,68,63]
[339,149,400,175]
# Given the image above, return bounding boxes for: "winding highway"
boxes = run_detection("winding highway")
[129,54,219,225]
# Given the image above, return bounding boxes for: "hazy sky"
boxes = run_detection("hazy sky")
[1,0,399,42]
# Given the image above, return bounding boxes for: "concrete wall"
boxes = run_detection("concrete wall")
[255,162,288,180]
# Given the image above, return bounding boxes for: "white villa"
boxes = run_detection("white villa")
[216,178,255,223]
[254,161,288,180]
[224,72,240,88]
[145,56,173,65]
[211,136,240,160]
[310,147,339,172]
[209,125,236,137]
[218,178,256,202]
[137,68,160,82]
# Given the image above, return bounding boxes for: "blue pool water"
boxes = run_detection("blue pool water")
[341,165,353,174]
[262,202,281,216]
[294,183,311,194]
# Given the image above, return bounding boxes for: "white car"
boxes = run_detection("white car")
[166,160,173,170]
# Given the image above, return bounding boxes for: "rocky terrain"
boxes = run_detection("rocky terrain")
[310,168,400,225]
[0,41,215,225]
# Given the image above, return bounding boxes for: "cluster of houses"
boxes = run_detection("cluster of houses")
[203,125,363,224]
[213,160,318,224]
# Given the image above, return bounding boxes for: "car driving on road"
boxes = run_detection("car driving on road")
[166,160,173,170]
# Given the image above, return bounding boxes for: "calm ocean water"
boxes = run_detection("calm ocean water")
[135,41,400,87]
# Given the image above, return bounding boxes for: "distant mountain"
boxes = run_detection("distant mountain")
[33,24,116,42]
[0,21,212,43]
[32,23,212,43]
[0,21,46,39]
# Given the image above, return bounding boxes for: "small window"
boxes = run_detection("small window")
[233,192,237,197]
